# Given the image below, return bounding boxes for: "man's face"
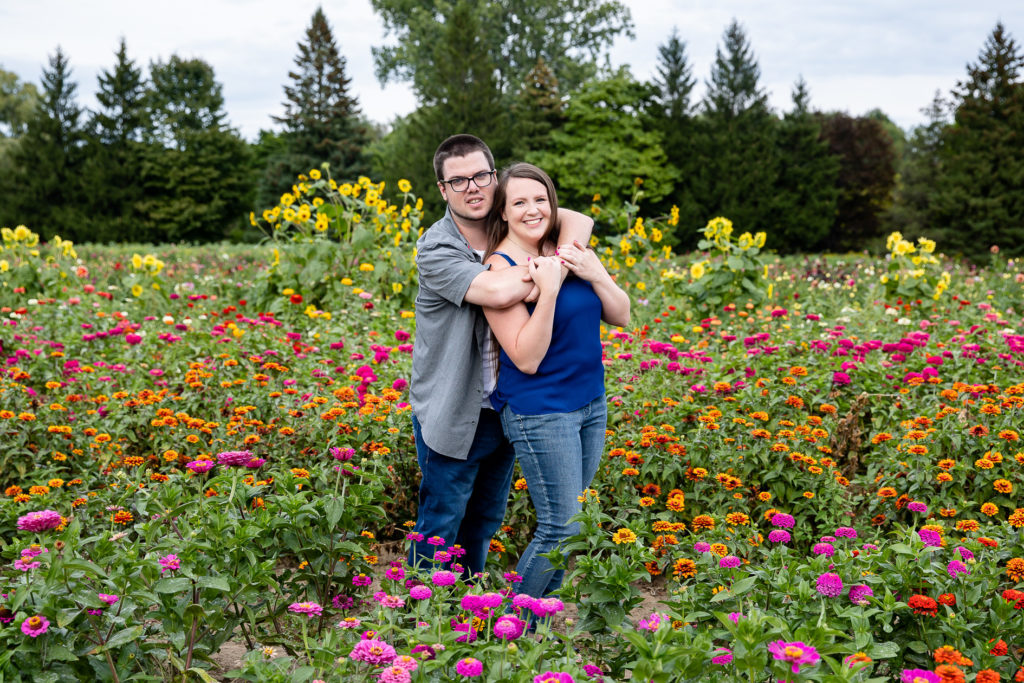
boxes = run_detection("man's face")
[437,151,495,225]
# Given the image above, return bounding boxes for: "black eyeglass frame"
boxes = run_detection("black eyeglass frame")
[439,170,496,192]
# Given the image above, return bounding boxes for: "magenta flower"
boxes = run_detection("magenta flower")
[812,542,836,557]
[693,541,711,552]
[331,447,355,461]
[16,510,63,532]
[637,612,669,631]
[711,648,734,665]
[430,570,457,586]
[832,371,851,386]
[835,527,858,538]
[534,673,575,683]
[98,593,119,605]
[494,615,526,640]
[385,566,405,582]
[946,560,970,578]
[337,616,362,629]
[768,640,821,673]
[719,555,742,569]
[216,450,254,467]
[348,638,397,665]
[907,501,928,514]
[185,460,214,474]
[512,593,536,612]
[455,657,483,677]
[391,655,419,672]
[531,597,565,618]
[768,529,791,543]
[902,669,942,683]
[288,601,323,618]
[409,585,432,600]
[728,612,744,623]
[956,546,974,561]
[158,554,181,573]
[583,664,604,679]
[378,666,412,683]
[21,614,50,637]
[816,573,844,597]
[410,644,436,661]
[848,584,874,606]
[918,529,942,547]
[352,573,373,587]
[771,513,795,528]
[13,558,41,571]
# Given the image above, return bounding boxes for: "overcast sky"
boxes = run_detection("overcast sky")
[2,0,1020,141]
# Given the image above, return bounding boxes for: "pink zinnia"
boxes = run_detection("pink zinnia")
[455,657,483,677]
[907,501,928,514]
[902,670,941,683]
[494,615,525,640]
[16,510,63,532]
[288,601,323,618]
[158,554,181,573]
[186,460,214,474]
[409,585,432,600]
[349,638,397,665]
[768,530,791,543]
[711,648,733,665]
[378,666,411,683]
[719,555,742,569]
[771,513,795,528]
[98,593,119,605]
[337,617,362,629]
[848,584,874,605]
[21,614,49,637]
[430,570,457,586]
[816,572,844,597]
[216,450,254,467]
[531,597,565,618]
[534,673,575,683]
[768,640,820,673]
[391,655,418,672]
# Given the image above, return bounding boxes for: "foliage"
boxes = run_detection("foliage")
[0,224,79,297]
[879,231,950,301]
[263,8,370,207]
[681,216,771,308]
[0,67,41,138]
[933,21,1024,262]
[251,169,425,313]
[370,0,634,98]
[816,113,897,252]
[530,68,677,209]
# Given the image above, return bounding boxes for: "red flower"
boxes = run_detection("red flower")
[937,593,956,606]
[290,294,303,304]
[988,639,1008,656]
[907,594,938,616]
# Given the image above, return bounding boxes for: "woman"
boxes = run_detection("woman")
[482,163,630,598]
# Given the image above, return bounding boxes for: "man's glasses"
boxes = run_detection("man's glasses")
[440,170,495,192]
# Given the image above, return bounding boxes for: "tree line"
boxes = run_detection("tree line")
[0,3,1021,261]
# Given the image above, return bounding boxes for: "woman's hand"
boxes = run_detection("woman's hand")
[529,255,563,296]
[558,241,608,283]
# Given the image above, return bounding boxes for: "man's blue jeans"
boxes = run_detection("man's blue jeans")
[500,394,607,598]
[408,409,516,577]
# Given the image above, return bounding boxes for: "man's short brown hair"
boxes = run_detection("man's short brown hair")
[433,134,495,182]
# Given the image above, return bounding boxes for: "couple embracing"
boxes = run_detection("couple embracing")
[408,134,630,598]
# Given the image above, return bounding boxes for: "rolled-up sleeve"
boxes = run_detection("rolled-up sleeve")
[417,236,488,306]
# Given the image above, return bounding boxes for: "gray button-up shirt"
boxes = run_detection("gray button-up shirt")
[410,208,491,460]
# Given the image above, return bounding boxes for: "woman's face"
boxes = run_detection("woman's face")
[501,177,550,250]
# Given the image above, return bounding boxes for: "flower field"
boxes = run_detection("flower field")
[1,191,1024,682]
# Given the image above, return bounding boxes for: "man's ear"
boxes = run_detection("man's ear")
[437,182,447,202]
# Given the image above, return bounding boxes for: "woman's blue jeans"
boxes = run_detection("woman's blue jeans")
[500,394,607,598]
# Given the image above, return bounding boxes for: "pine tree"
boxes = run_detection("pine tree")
[84,38,149,242]
[817,113,896,252]
[0,47,87,238]
[647,28,699,239]
[691,19,776,238]
[269,6,369,192]
[885,91,950,241]
[934,22,1024,260]
[510,57,564,159]
[769,77,839,252]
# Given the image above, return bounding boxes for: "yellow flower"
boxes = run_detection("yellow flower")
[754,232,766,248]
[359,263,375,272]
[651,228,662,243]
[131,254,143,270]
[1,227,13,242]
[918,237,936,253]
[280,192,295,206]
[283,208,297,222]
[391,282,403,294]
[398,179,412,193]
[612,528,638,544]
[690,261,706,280]
[737,232,753,250]
[341,277,353,285]
[625,256,636,267]
[0,260,7,272]
[309,169,321,180]
[297,205,311,222]
[131,284,143,297]
[886,231,903,251]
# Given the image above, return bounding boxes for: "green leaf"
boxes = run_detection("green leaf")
[97,625,144,652]
[196,575,231,592]
[155,577,193,593]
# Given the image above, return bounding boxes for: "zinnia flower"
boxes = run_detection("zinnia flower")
[902,669,942,683]
[771,513,795,528]
[768,529,791,543]
[349,638,397,665]
[158,554,181,573]
[768,640,821,673]
[288,601,323,618]
[455,657,483,677]
[816,572,844,597]
[216,450,254,467]
[711,648,733,665]
[16,510,62,532]
[21,614,50,637]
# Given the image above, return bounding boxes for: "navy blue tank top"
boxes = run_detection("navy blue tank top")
[489,252,605,415]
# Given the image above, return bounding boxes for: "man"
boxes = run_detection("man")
[408,134,593,576]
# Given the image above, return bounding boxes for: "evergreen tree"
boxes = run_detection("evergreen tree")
[934,22,1024,260]
[267,6,369,197]
[0,47,86,238]
[84,38,149,242]
[885,91,950,241]
[691,19,777,239]
[817,113,896,252]
[768,77,839,252]
[529,68,676,215]
[509,57,564,159]
[138,56,251,242]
